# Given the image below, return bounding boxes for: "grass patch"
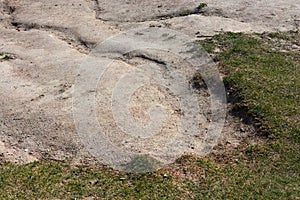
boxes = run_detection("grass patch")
[0,53,14,61]
[0,32,299,199]
[197,2,208,10]
[197,31,299,140]
[0,161,184,199]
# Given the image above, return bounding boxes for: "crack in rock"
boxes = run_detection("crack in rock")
[9,21,94,54]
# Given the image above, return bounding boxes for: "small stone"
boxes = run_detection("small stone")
[213,48,221,53]
[89,179,98,185]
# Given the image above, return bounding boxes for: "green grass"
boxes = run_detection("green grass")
[0,53,13,61]
[198,32,299,140]
[0,32,299,199]
[197,2,208,10]
[0,161,185,199]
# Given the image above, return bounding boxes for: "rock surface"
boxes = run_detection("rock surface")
[0,0,299,165]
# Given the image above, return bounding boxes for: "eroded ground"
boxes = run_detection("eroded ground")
[0,0,299,165]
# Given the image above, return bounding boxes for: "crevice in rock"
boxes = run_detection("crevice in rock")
[91,0,104,18]
[123,51,167,66]
[157,7,206,20]
[9,21,94,54]
[91,4,226,24]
